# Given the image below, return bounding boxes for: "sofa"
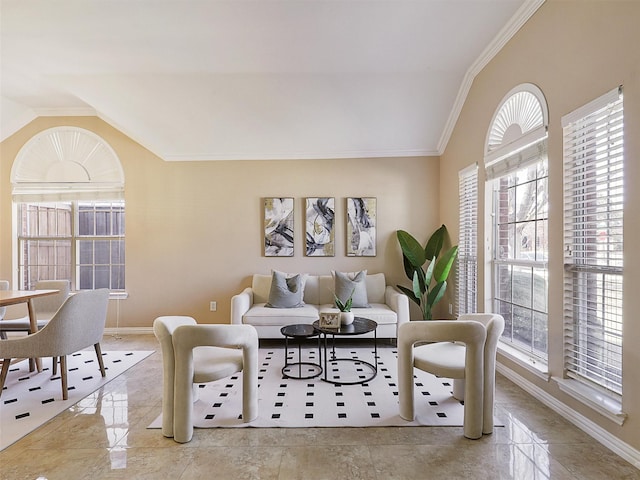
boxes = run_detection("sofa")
[231,272,409,339]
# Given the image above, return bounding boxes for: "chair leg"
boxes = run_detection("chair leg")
[52,357,58,375]
[60,355,68,400]
[0,359,11,398]
[94,343,106,377]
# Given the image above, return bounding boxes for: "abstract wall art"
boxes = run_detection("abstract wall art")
[346,197,376,256]
[264,197,294,256]
[305,197,335,256]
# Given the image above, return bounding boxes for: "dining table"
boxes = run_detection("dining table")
[0,289,60,372]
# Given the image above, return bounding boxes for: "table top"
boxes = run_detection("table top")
[280,324,319,338]
[313,316,377,336]
[0,290,60,307]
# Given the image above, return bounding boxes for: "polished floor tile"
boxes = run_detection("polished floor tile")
[1,334,638,480]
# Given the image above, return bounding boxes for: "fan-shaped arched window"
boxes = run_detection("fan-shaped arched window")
[11,127,125,292]
[485,84,549,365]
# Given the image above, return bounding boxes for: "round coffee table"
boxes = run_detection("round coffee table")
[280,324,323,380]
[312,317,378,385]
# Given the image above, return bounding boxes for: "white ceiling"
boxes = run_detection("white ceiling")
[0,0,543,161]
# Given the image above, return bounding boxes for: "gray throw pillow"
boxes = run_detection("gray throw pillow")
[333,270,370,308]
[266,270,305,308]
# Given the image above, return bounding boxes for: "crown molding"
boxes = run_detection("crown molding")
[437,0,546,155]
[33,107,97,117]
[161,148,440,162]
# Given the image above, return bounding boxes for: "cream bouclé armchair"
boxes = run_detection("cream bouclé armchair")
[398,313,505,439]
[153,316,259,443]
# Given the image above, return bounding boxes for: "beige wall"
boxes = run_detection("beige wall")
[0,116,440,326]
[440,1,640,452]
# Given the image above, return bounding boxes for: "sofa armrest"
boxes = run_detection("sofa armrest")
[385,285,410,329]
[231,287,254,325]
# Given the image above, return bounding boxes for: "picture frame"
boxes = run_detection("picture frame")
[305,197,335,257]
[319,312,340,329]
[346,197,377,256]
[264,197,294,257]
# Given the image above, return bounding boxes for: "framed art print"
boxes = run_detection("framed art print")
[319,311,340,329]
[305,197,335,256]
[346,197,376,256]
[264,197,294,256]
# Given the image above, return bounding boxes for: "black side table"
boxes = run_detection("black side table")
[280,324,323,380]
[312,317,378,385]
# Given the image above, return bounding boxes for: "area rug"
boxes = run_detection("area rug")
[149,345,471,429]
[0,349,153,450]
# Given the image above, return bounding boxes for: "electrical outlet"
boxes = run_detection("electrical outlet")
[209,301,217,312]
[448,303,453,315]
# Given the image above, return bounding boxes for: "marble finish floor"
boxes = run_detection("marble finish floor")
[1,334,638,480]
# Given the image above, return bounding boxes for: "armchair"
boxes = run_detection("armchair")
[397,313,505,439]
[153,316,259,443]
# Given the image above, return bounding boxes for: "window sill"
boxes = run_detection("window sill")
[497,342,549,381]
[552,377,627,426]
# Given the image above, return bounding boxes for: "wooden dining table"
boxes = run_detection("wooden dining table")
[0,289,60,372]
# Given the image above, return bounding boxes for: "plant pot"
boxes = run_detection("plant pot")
[340,311,354,326]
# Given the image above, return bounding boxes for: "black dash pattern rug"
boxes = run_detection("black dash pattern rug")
[0,350,153,450]
[149,346,468,429]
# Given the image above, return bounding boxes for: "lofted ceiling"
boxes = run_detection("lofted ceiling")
[0,0,543,161]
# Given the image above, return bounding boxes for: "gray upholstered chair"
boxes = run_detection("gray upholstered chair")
[0,289,110,400]
[0,280,71,339]
[153,316,259,443]
[397,313,505,439]
[0,280,9,323]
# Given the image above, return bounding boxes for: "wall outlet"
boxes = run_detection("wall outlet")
[209,301,217,312]
[448,303,453,315]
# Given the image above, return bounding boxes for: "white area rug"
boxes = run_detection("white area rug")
[0,350,153,450]
[149,345,471,429]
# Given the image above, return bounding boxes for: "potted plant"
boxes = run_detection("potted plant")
[396,224,458,320]
[333,288,355,325]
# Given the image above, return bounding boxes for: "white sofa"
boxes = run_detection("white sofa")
[231,272,409,339]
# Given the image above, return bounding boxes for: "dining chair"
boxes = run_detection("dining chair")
[0,288,110,400]
[397,313,505,439]
[0,280,71,339]
[0,280,8,323]
[153,316,259,443]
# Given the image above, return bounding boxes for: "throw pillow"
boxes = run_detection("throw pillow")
[332,270,370,308]
[266,270,305,308]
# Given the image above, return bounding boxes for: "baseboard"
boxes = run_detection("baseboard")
[104,327,154,336]
[496,363,640,469]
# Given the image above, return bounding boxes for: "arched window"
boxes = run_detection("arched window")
[11,127,125,292]
[484,84,549,364]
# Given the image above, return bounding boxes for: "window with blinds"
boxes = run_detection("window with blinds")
[457,164,478,315]
[562,86,624,397]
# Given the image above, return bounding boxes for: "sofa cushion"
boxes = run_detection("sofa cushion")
[244,304,320,326]
[266,270,305,308]
[332,270,370,308]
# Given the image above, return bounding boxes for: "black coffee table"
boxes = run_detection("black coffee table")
[280,324,323,380]
[312,317,378,385]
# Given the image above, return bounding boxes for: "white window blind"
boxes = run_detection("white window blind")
[562,86,624,397]
[457,164,478,315]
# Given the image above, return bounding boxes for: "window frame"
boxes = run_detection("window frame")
[457,163,478,315]
[562,86,624,400]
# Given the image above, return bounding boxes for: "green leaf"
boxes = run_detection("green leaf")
[426,280,447,308]
[402,254,417,282]
[424,224,446,260]
[424,255,436,286]
[396,285,421,307]
[397,230,426,268]
[434,245,459,282]
[412,270,422,301]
